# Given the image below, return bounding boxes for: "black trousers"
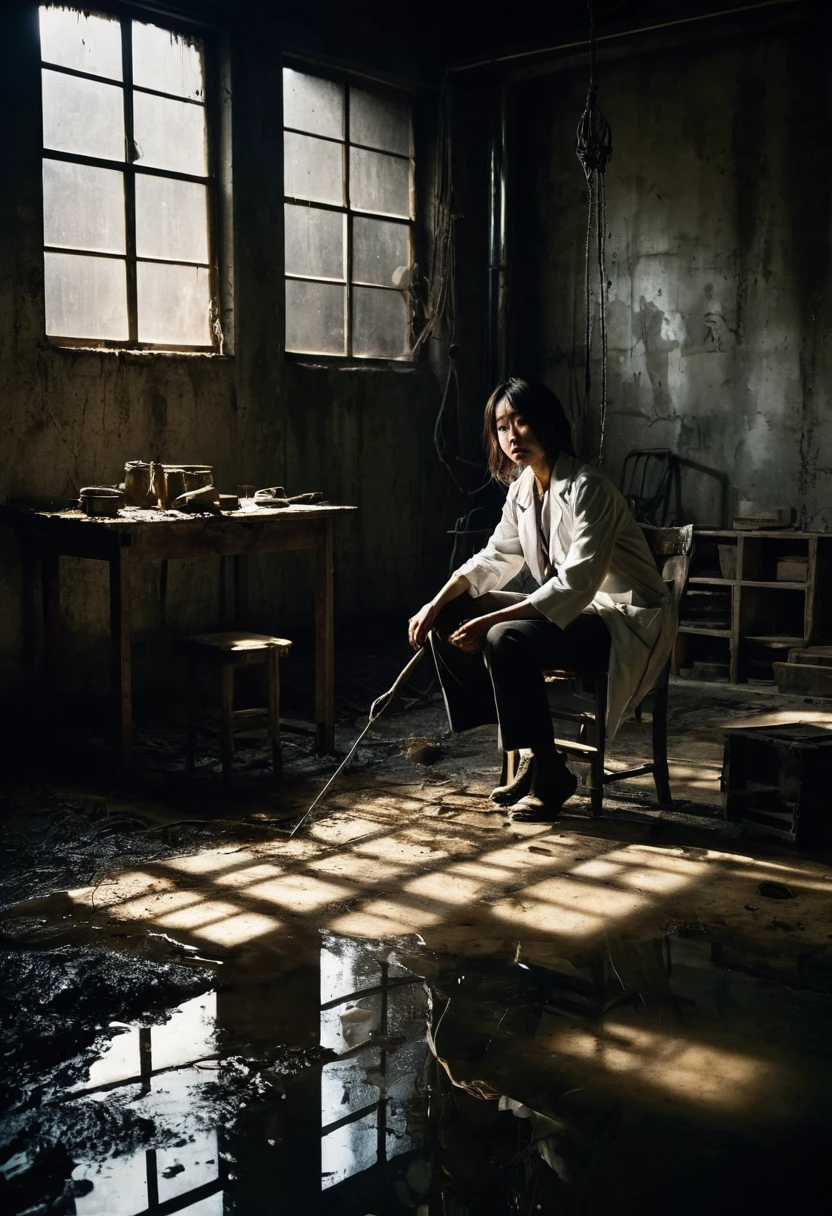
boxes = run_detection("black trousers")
[430,591,611,753]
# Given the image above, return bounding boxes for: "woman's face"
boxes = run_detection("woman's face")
[495,399,546,470]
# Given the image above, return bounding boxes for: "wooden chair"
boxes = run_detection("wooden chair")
[503,524,694,816]
[176,631,292,785]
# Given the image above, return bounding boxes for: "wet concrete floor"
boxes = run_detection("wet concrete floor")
[3,915,832,1215]
[2,675,832,1213]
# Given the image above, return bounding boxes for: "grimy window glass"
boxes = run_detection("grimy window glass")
[39,5,217,350]
[282,67,414,360]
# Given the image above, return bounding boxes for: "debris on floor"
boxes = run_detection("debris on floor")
[2,674,832,1214]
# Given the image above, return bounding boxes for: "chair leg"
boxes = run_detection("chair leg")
[652,682,672,807]
[267,648,282,779]
[186,658,196,774]
[590,677,607,818]
[220,666,235,787]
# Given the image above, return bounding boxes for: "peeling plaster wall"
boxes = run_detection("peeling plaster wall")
[0,3,452,706]
[511,17,832,531]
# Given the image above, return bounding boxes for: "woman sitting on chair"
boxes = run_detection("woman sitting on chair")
[408,378,676,820]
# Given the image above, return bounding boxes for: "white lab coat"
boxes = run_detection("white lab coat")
[454,455,677,736]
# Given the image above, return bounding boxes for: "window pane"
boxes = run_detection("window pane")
[350,88,410,156]
[42,68,124,162]
[283,68,343,139]
[284,132,343,205]
[39,6,123,81]
[284,205,344,280]
[44,251,128,339]
[157,1131,219,1204]
[322,1057,379,1125]
[135,175,209,263]
[350,148,410,218]
[132,21,203,100]
[133,92,207,176]
[137,262,211,344]
[285,280,345,355]
[352,216,409,287]
[352,286,408,359]
[43,159,125,254]
[321,1111,377,1190]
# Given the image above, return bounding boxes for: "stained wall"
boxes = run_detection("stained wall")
[510,10,831,530]
[0,1,457,704]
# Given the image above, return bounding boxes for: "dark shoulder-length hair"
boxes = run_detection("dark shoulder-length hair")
[483,378,576,485]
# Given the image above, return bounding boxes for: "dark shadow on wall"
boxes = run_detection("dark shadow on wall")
[678,458,730,528]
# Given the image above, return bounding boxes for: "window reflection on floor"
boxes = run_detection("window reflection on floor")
[319,932,428,1192]
[71,993,222,1216]
[63,935,429,1211]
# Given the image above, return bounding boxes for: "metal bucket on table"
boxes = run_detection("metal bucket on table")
[79,486,124,517]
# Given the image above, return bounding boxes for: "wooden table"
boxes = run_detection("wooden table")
[13,504,357,767]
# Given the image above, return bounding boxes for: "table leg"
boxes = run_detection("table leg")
[233,555,248,627]
[219,557,228,627]
[41,551,60,732]
[267,646,282,777]
[186,658,197,774]
[109,551,133,770]
[315,519,335,753]
[220,665,234,787]
[21,549,37,686]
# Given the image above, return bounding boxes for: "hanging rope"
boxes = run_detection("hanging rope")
[575,1,613,465]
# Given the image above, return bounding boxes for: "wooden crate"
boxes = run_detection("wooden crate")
[773,662,832,698]
[721,723,832,847]
[776,556,808,582]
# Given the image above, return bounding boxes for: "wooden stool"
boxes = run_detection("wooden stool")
[176,631,292,785]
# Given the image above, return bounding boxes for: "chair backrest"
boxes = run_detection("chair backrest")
[621,448,682,526]
[639,524,694,610]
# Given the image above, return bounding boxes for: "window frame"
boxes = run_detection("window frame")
[282,58,417,365]
[39,3,224,353]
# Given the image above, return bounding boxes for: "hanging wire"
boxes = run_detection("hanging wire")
[412,73,491,500]
[575,0,613,465]
[412,70,457,362]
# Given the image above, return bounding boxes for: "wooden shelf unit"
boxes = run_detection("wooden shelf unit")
[676,529,832,684]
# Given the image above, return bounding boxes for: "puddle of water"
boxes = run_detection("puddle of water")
[2,925,832,1214]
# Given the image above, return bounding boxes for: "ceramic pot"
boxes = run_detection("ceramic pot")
[162,467,186,507]
[182,464,214,492]
[123,460,152,507]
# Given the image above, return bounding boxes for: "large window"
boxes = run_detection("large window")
[283,67,414,361]
[39,5,219,350]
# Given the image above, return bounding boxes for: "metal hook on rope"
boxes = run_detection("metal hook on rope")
[575,1,613,466]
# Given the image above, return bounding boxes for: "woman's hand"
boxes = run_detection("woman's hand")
[408,602,439,649]
[448,615,493,654]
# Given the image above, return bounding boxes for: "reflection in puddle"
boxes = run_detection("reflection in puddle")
[66,994,222,1215]
[3,928,832,1213]
[318,932,429,1191]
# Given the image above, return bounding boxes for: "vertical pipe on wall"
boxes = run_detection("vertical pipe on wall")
[487,81,509,384]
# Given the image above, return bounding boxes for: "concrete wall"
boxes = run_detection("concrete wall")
[510,12,832,531]
[0,2,456,703]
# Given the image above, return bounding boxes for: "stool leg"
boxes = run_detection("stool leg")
[590,678,607,818]
[220,666,234,787]
[186,658,196,774]
[267,648,282,779]
[652,683,672,807]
